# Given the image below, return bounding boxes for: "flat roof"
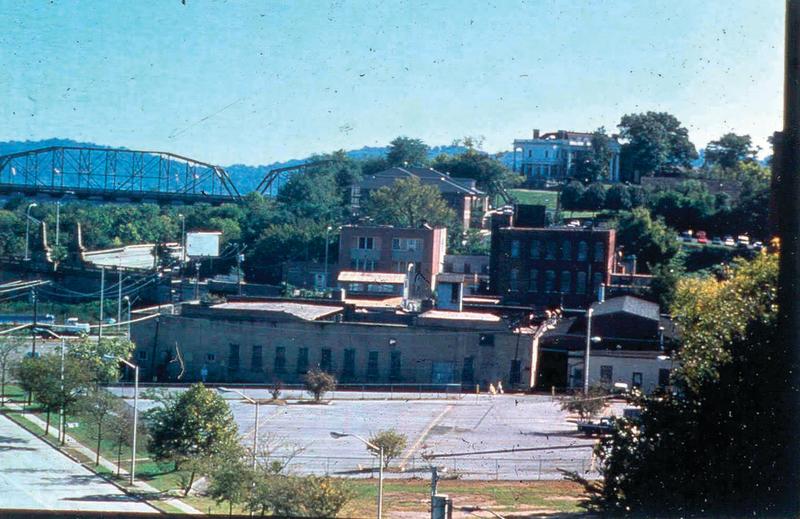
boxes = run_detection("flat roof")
[345,297,404,308]
[338,271,407,284]
[419,310,502,322]
[211,301,343,321]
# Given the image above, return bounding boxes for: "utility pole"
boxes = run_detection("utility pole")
[31,288,37,357]
[117,268,123,335]
[55,201,60,247]
[99,267,105,339]
[324,225,332,289]
[194,261,200,300]
[583,307,593,395]
[772,1,800,512]
[237,253,244,296]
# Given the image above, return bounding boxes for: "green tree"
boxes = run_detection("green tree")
[604,184,632,211]
[560,181,586,211]
[573,128,613,182]
[433,150,522,198]
[704,132,758,170]
[558,387,608,420]
[78,388,118,465]
[647,255,686,309]
[0,337,22,404]
[69,336,135,385]
[386,136,429,167]
[363,177,456,228]
[618,111,698,179]
[368,429,408,468]
[145,384,240,487]
[576,253,784,516]
[614,208,679,271]
[207,453,254,517]
[580,182,606,210]
[107,402,147,477]
[303,369,336,402]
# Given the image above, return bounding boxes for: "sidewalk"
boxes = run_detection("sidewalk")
[4,403,201,515]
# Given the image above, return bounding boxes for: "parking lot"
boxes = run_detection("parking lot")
[112,387,621,481]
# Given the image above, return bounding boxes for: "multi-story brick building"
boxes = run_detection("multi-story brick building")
[337,224,446,296]
[490,210,615,308]
[130,298,543,390]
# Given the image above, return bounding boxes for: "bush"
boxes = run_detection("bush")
[304,369,336,402]
[560,181,585,210]
[368,429,408,468]
[559,386,608,420]
[580,182,606,210]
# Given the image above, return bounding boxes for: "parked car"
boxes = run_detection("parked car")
[680,231,694,243]
[711,237,723,246]
[724,236,736,247]
[737,235,750,246]
[577,417,615,437]
[695,230,708,244]
[753,241,764,251]
[59,317,91,335]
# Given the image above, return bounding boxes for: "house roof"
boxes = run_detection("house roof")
[211,301,342,321]
[358,167,485,196]
[338,271,407,284]
[591,296,660,321]
[419,310,502,322]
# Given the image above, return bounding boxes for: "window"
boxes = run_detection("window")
[357,236,374,249]
[561,240,572,260]
[659,368,671,387]
[577,241,588,261]
[274,346,286,373]
[632,372,643,389]
[594,242,605,262]
[343,349,355,378]
[560,271,572,293]
[390,351,401,381]
[510,359,521,385]
[528,269,539,292]
[444,262,453,273]
[367,351,379,380]
[206,352,216,362]
[137,350,148,361]
[296,347,309,374]
[348,283,363,292]
[509,268,519,291]
[352,259,376,271]
[320,348,332,372]
[510,240,520,258]
[479,334,495,347]
[545,241,557,259]
[251,345,263,371]
[392,238,422,251]
[462,356,475,384]
[576,272,587,294]
[544,270,556,292]
[228,344,240,371]
[600,365,613,383]
[463,263,471,274]
[530,240,541,259]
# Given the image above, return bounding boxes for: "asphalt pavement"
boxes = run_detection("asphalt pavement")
[0,413,155,513]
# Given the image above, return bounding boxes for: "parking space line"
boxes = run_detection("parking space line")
[399,404,453,468]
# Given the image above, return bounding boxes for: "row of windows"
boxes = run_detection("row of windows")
[509,269,604,294]
[356,236,425,252]
[224,344,403,380]
[510,239,606,263]
[350,258,377,271]
[598,365,671,388]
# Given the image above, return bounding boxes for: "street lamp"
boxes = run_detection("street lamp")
[323,225,333,290]
[218,387,260,470]
[24,202,37,260]
[104,355,139,485]
[330,431,383,519]
[123,296,131,339]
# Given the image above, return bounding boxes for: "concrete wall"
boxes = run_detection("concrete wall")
[566,351,672,394]
[131,313,537,390]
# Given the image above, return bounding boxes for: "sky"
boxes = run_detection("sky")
[0,0,784,166]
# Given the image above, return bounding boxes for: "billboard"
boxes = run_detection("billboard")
[186,231,221,258]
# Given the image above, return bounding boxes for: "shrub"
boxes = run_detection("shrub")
[304,369,336,402]
[368,429,409,468]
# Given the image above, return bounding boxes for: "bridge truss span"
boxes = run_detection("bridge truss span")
[0,146,241,204]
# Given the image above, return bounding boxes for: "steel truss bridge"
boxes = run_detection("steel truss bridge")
[0,146,242,204]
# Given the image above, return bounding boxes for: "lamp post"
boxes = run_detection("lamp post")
[123,296,131,339]
[218,387,259,470]
[330,431,383,519]
[55,201,61,247]
[24,202,37,260]
[104,355,139,485]
[583,307,602,395]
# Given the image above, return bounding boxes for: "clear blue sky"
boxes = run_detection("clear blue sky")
[0,0,783,166]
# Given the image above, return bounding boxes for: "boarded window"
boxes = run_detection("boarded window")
[320,348,332,372]
[528,269,538,292]
[296,347,308,374]
[251,345,263,371]
[367,351,379,380]
[390,351,401,381]
[600,365,613,383]
[544,270,556,292]
[343,349,355,378]
[577,241,589,261]
[462,356,475,384]
[228,344,240,371]
[274,346,286,373]
[530,240,541,259]
[560,271,572,294]
[510,240,520,258]
[561,240,572,260]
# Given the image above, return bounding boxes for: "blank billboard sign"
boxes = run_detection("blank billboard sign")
[186,231,221,257]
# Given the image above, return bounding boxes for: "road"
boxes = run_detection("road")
[0,414,154,513]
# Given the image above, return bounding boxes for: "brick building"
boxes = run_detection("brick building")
[337,224,446,297]
[490,210,615,308]
[130,298,542,390]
